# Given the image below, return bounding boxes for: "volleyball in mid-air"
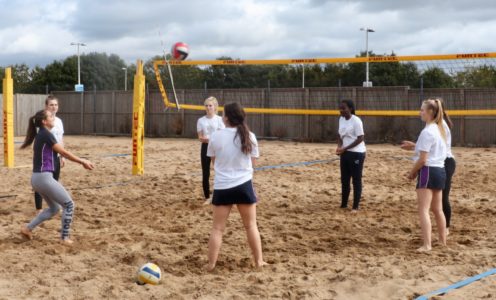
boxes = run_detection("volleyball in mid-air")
[171,42,189,60]
[136,262,161,285]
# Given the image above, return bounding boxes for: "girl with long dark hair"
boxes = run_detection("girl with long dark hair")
[34,95,65,213]
[205,102,266,271]
[20,110,94,245]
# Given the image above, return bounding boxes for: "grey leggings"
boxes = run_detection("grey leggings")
[28,172,75,240]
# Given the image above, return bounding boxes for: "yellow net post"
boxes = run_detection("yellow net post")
[3,67,14,168]
[132,60,145,175]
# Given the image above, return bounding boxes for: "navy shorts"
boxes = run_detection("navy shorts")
[212,180,257,206]
[416,166,446,190]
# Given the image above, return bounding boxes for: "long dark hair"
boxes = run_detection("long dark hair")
[20,110,49,149]
[341,99,356,115]
[224,102,253,155]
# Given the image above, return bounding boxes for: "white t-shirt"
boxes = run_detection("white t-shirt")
[196,115,224,139]
[443,120,454,159]
[51,116,64,144]
[338,115,366,153]
[414,123,447,167]
[207,128,259,190]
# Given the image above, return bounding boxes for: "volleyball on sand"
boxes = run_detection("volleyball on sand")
[136,262,161,285]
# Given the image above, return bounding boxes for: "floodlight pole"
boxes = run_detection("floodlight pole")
[302,64,305,88]
[360,28,374,87]
[122,67,128,91]
[70,42,86,85]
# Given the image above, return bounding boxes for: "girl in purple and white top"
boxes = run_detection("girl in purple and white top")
[20,110,94,245]
[34,95,65,213]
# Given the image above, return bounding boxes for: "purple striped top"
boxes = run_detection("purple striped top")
[33,128,58,173]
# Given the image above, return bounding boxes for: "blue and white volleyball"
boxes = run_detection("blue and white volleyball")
[136,262,161,285]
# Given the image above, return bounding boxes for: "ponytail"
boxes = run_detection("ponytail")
[236,123,253,155]
[443,111,453,129]
[20,110,49,149]
[438,98,454,129]
[433,99,447,142]
[423,98,446,142]
[224,102,253,155]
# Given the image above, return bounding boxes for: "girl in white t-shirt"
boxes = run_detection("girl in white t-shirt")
[196,97,225,205]
[205,102,266,271]
[34,95,65,213]
[402,99,447,252]
[336,99,366,212]
[401,98,456,235]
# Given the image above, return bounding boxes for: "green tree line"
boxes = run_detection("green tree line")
[1,51,496,94]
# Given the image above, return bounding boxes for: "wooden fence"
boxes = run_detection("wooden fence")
[0,94,46,137]
[3,88,495,146]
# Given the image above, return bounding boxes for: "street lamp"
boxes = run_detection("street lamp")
[122,67,128,91]
[70,42,86,90]
[360,27,374,87]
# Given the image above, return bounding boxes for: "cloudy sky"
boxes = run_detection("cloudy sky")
[1,0,495,67]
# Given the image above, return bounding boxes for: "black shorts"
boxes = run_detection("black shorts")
[416,166,446,190]
[212,180,257,206]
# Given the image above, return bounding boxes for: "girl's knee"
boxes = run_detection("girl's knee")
[49,206,60,215]
[431,208,443,215]
[243,222,258,231]
[211,225,225,233]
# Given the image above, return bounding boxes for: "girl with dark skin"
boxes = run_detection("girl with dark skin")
[336,100,366,212]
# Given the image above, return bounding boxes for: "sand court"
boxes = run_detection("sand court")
[0,136,495,299]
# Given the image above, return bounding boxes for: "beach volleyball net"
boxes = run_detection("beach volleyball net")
[153,52,496,116]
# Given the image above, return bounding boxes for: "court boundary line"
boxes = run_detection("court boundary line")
[415,268,496,300]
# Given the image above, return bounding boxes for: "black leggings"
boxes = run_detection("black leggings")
[443,157,456,228]
[340,151,366,210]
[34,156,60,210]
[201,143,211,199]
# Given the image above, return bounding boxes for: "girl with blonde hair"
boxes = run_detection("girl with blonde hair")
[197,97,225,204]
[402,99,448,251]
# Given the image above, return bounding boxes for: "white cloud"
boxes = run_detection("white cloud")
[1,0,495,67]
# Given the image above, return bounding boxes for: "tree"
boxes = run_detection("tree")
[45,59,77,91]
[321,64,347,87]
[421,67,455,88]
[11,64,32,93]
[79,52,127,90]
[454,65,496,88]
[370,61,420,87]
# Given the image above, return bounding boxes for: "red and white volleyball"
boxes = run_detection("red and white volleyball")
[171,42,189,60]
